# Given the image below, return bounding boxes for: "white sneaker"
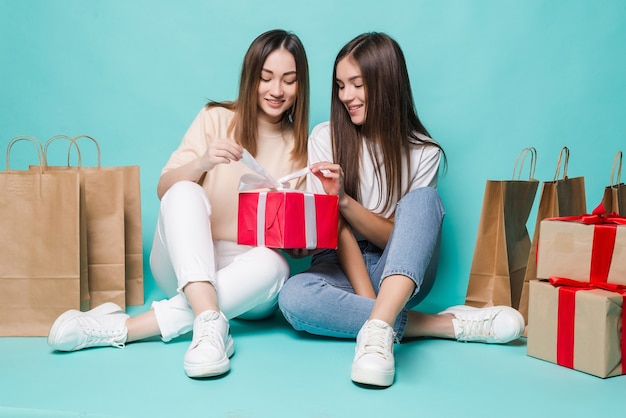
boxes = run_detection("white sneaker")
[183,310,234,378]
[47,302,129,351]
[439,305,525,343]
[351,319,396,387]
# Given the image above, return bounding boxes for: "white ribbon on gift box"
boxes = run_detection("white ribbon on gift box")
[238,149,317,249]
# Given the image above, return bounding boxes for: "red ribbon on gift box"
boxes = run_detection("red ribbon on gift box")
[548,277,626,373]
[547,203,626,284]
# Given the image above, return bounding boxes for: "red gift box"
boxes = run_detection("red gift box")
[237,190,338,249]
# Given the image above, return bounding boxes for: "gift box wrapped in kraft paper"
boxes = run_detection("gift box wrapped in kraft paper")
[527,279,626,378]
[536,204,626,286]
[236,150,338,249]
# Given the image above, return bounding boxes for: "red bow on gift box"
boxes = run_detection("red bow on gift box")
[550,202,626,225]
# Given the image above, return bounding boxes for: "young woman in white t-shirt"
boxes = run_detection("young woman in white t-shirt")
[278,32,524,387]
[48,29,309,379]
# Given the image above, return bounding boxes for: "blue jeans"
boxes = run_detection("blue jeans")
[278,187,445,340]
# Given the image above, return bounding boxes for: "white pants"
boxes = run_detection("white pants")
[149,181,289,342]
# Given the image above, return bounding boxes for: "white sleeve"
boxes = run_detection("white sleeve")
[305,122,333,194]
[410,145,441,190]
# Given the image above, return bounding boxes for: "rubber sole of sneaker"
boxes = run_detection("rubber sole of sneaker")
[351,366,394,387]
[184,336,235,378]
[47,302,123,351]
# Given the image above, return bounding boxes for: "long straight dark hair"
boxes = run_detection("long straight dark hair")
[331,32,445,214]
[208,29,309,168]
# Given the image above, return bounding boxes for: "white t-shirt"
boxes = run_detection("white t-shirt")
[306,121,440,219]
[162,106,304,241]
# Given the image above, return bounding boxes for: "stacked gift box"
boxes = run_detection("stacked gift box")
[527,204,626,378]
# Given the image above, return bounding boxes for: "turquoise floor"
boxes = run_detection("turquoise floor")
[1,287,624,418]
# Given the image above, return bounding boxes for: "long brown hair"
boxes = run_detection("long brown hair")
[208,29,309,168]
[331,32,446,214]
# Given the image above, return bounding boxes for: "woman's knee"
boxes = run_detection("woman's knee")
[162,180,203,201]
[161,181,209,211]
[278,273,308,315]
[246,247,290,282]
[403,186,440,204]
[278,274,297,306]
[399,187,445,217]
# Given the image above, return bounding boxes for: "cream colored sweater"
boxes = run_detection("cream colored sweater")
[162,106,304,242]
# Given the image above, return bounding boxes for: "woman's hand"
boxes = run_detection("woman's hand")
[282,248,319,259]
[310,161,346,203]
[310,162,392,249]
[157,139,243,199]
[199,139,243,172]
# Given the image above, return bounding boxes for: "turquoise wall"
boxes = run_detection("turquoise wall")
[1,0,625,312]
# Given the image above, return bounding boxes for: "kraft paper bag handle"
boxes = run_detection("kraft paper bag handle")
[67,135,102,168]
[609,150,622,187]
[553,146,570,181]
[43,134,103,169]
[43,135,83,168]
[71,135,102,168]
[512,147,537,180]
[6,136,44,172]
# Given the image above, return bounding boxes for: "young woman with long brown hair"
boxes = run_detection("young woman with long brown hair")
[48,29,310,379]
[279,32,524,387]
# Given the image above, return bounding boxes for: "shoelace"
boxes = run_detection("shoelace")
[358,323,394,359]
[80,316,125,348]
[456,311,498,341]
[193,314,223,350]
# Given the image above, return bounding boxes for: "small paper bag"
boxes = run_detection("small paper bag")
[465,147,539,308]
[519,146,587,325]
[601,151,626,215]
[72,135,144,306]
[43,135,126,309]
[0,137,82,336]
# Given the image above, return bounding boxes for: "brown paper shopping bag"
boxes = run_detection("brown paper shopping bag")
[0,137,82,336]
[465,148,539,308]
[602,151,626,215]
[72,135,144,306]
[518,146,587,325]
[120,164,144,305]
[30,135,90,310]
[43,135,127,309]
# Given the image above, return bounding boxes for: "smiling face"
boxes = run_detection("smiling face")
[335,57,366,126]
[257,48,298,124]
